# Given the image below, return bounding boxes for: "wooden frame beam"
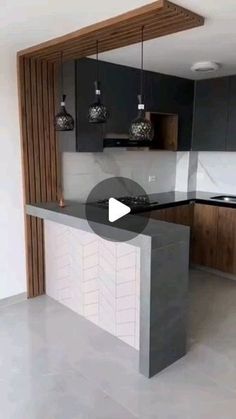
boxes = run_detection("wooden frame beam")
[18,0,204,61]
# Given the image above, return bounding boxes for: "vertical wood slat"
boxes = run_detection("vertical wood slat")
[26,217,34,298]
[30,59,41,296]
[48,63,58,200]
[18,57,33,298]
[23,58,37,298]
[37,218,45,295]
[18,56,59,298]
[42,61,52,202]
[31,59,41,203]
[53,62,62,201]
[36,60,47,202]
[24,58,36,204]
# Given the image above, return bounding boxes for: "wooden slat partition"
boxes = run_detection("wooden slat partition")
[17,0,204,298]
[18,56,58,297]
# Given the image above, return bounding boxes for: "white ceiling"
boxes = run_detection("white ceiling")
[1,0,236,80]
[97,0,236,80]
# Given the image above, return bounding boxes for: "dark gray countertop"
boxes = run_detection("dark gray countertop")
[26,198,189,245]
[141,191,236,211]
[26,190,236,237]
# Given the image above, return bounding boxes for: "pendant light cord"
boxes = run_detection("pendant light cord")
[96,40,99,82]
[140,26,144,101]
[60,51,64,97]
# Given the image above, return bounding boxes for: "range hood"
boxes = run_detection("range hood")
[103,133,151,148]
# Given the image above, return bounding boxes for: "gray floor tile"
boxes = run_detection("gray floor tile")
[1,269,236,419]
[0,372,137,419]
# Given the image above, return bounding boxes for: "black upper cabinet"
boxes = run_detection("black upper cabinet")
[58,59,104,152]
[60,58,194,152]
[146,71,194,150]
[58,60,77,152]
[227,76,236,151]
[76,59,104,152]
[99,61,139,137]
[192,77,229,151]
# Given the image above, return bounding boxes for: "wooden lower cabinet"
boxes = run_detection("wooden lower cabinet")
[216,207,236,274]
[147,204,194,227]
[147,203,236,275]
[191,204,218,268]
[192,204,236,274]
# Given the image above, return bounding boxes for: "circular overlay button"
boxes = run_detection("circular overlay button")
[85,177,150,242]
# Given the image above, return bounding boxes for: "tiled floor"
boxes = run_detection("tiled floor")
[1,269,236,419]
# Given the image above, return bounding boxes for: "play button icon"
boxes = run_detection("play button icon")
[85,177,150,242]
[108,198,131,222]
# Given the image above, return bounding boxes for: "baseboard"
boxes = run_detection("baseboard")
[191,264,236,282]
[0,292,27,309]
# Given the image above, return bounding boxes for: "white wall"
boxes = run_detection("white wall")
[0,48,26,299]
[0,0,152,300]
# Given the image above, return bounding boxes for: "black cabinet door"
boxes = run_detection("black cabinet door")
[227,76,236,151]
[76,59,104,152]
[59,61,77,152]
[76,58,139,151]
[192,78,229,151]
[145,71,194,151]
[100,61,139,137]
[62,58,194,152]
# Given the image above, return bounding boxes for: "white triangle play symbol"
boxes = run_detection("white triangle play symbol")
[108,198,131,222]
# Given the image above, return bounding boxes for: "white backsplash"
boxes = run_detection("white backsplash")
[197,152,236,194]
[63,150,177,201]
[175,152,189,192]
[63,149,236,200]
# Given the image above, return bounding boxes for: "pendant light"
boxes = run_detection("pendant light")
[88,40,109,124]
[130,26,154,142]
[55,51,75,131]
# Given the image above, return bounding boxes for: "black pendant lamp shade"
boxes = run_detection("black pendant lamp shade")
[55,94,74,131]
[130,94,154,141]
[130,27,154,142]
[55,53,74,131]
[88,41,109,124]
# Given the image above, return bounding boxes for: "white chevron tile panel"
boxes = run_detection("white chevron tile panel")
[117,308,136,324]
[116,267,136,284]
[45,220,140,350]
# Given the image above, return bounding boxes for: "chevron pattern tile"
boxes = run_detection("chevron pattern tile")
[45,220,140,350]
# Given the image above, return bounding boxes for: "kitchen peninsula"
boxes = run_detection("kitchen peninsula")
[26,199,190,378]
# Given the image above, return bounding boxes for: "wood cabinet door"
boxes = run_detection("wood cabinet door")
[216,207,236,274]
[192,78,229,151]
[144,208,166,221]
[147,204,193,227]
[164,205,193,226]
[191,204,218,267]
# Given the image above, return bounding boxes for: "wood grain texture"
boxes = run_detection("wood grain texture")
[216,207,236,274]
[147,112,178,150]
[147,204,193,227]
[18,57,58,297]
[191,204,219,268]
[18,1,204,62]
